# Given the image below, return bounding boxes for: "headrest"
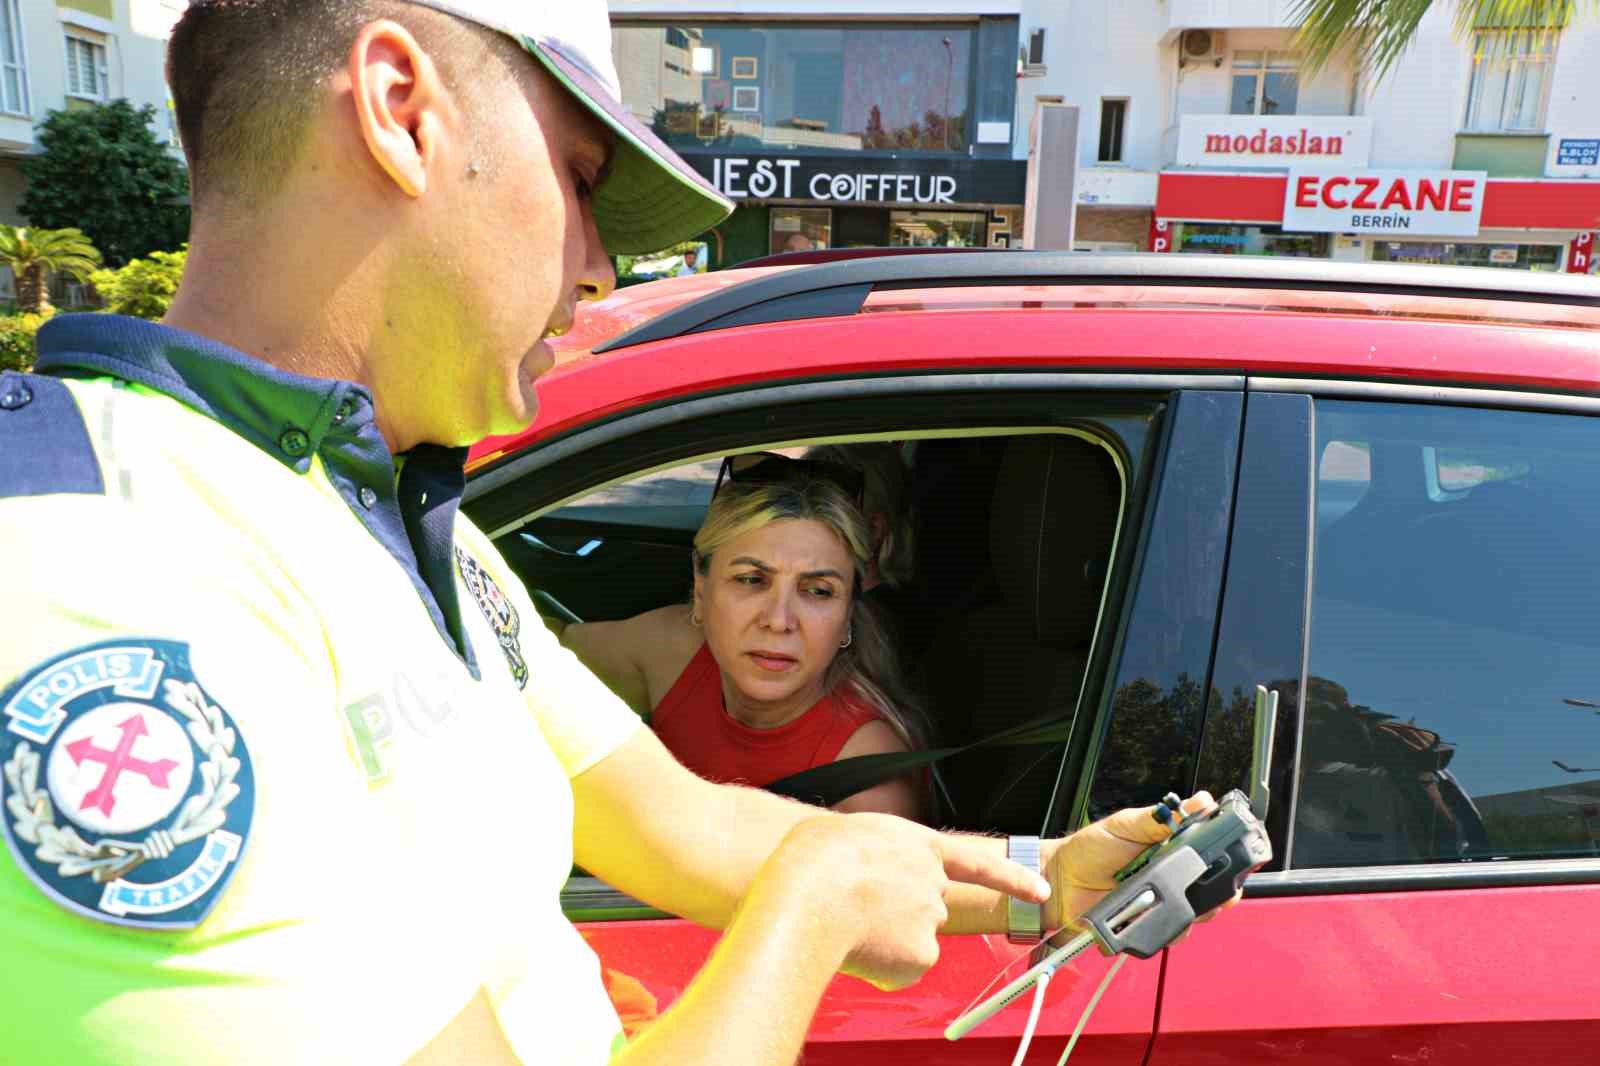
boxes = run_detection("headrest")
[988,436,1120,647]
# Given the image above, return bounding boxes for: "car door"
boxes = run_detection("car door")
[1153,386,1600,1063]
[464,372,1245,1064]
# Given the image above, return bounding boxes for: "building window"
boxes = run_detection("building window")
[1229,50,1299,115]
[0,0,29,115]
[1371,240,1563,272]
[769,207,832,254]
[1098,98,1127,163]
[888,209,986,248]
[65,33,108,100]
[1175,223,1328,258]
[613,22,975,154]
[1464,30,1555,132]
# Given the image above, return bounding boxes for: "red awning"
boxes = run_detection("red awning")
[1155,171,1600,230]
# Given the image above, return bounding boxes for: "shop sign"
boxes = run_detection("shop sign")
[1177,115,1373,168]
[689,152,1027,206]
[1148,218,1175,253]
[1567,232,1596,274]
[1282,168,1487,236]
[1557,139,1600,166]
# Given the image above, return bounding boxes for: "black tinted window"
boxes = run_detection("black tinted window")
[1295,400,1600,868]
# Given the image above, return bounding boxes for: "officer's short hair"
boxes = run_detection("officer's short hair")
[168,1,523,208]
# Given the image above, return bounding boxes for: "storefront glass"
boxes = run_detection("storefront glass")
[1371,241,1563,271]
[612,23,974,154]
[769,207,833,253]
[889,209,986,247]
[1176,223,1329,257]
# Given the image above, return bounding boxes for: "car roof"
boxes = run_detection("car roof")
[468,253,1600,471]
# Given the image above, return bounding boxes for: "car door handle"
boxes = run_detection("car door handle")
[520,532,604,559]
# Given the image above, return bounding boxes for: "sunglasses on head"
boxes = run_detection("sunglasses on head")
[713,452,866,508]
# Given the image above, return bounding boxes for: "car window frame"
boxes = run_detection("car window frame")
[460,370,1244,921]
[1231,378,1600,897]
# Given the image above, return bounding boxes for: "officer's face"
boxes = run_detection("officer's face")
[389,58,616,447]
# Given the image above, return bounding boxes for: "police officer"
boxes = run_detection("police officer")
[0,2,1220,1062]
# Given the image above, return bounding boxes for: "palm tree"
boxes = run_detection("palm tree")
[1293,0,1592,78]
[0,225,102,314]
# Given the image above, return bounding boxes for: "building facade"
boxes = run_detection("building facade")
[609,1,1030,268]
[1013,0,1600,271]
[0,0,183,232]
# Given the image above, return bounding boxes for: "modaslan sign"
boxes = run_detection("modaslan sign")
[1283,168,1488,237]
[1177,115,1373,168]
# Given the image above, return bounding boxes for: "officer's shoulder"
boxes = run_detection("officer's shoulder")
[0,371,105,500]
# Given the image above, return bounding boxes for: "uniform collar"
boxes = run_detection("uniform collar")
[35,314,364,474]
[35,313,481,679]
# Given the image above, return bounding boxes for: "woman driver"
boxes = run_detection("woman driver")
[559,454,927,820]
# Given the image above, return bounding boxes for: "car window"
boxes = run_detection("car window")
[1295,400,1600,869]
[507,426,1145,838]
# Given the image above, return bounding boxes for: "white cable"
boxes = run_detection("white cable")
[1009,965,1053,1066]
[1055,954,1129,1066]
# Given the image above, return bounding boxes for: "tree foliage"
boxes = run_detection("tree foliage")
[20,100,189,268]
[0,225,101,314]
[92,247,187,320]
[0,312,52,373]
[1292,0,1595,78]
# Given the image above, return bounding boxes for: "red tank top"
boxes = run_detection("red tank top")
[651,643,883,788]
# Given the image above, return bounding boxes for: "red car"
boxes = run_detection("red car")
[465,253,1600,1064]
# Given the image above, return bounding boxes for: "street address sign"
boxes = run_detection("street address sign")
[1282,168,1487,237]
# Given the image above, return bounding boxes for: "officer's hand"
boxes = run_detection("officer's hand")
[767,813,1048,992]
[1043,791,1238,932]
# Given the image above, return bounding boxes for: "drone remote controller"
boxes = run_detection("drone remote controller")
[945,686,1279,1045]
[1083,787,1271,959]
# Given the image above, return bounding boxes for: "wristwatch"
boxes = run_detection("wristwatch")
[1006,835,1044,943]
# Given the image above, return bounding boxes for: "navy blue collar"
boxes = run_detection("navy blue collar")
[36,314,480,678]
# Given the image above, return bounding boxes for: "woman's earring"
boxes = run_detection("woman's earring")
[690,607,702,628]
[839,628,853,649]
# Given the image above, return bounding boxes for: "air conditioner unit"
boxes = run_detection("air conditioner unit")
[1018,28,1047,77]
[1179,28,1225,66]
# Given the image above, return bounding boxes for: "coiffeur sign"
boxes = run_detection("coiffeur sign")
[1283,168,1488,236]
[689,152,1028,207]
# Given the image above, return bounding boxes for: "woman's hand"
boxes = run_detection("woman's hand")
[1042,791,1228,931]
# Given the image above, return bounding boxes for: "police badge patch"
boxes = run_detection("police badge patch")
[0,639,254,929]
[456,548,529,690]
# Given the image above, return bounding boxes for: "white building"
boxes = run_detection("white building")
[1015,0,1600,271]
[0,0,185,227]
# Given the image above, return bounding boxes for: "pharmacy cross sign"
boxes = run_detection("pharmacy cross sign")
[66,713,181,817]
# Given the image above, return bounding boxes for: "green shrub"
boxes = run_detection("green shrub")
[91,246,186,319]
[0,311,53,373]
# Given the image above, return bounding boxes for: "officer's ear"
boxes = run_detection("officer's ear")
[346,19,449,199]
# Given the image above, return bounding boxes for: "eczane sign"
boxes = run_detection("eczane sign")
[1283,168,1488,236]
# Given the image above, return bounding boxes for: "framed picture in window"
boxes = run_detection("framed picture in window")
[704,79,731,111]
[733,86,761,112]
[696,112,721,139]
[731,56,758,79]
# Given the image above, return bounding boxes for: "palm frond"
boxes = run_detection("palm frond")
[1292,0,1595,79]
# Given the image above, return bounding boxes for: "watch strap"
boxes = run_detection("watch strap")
[1006,835,1044,943]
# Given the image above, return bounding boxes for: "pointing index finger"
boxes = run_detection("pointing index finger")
[933,834,1052,903]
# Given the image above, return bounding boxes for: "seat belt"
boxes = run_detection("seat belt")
[763,710,1075,810]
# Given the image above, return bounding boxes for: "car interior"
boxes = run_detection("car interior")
[493,428,1127,836]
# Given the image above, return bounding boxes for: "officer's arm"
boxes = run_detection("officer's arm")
[417,856,857,1066]
[573,727,1034,934]
[574,729,1216,938]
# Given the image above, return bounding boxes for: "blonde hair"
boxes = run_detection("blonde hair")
[694,474,927,751]
[806,443,916,589]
